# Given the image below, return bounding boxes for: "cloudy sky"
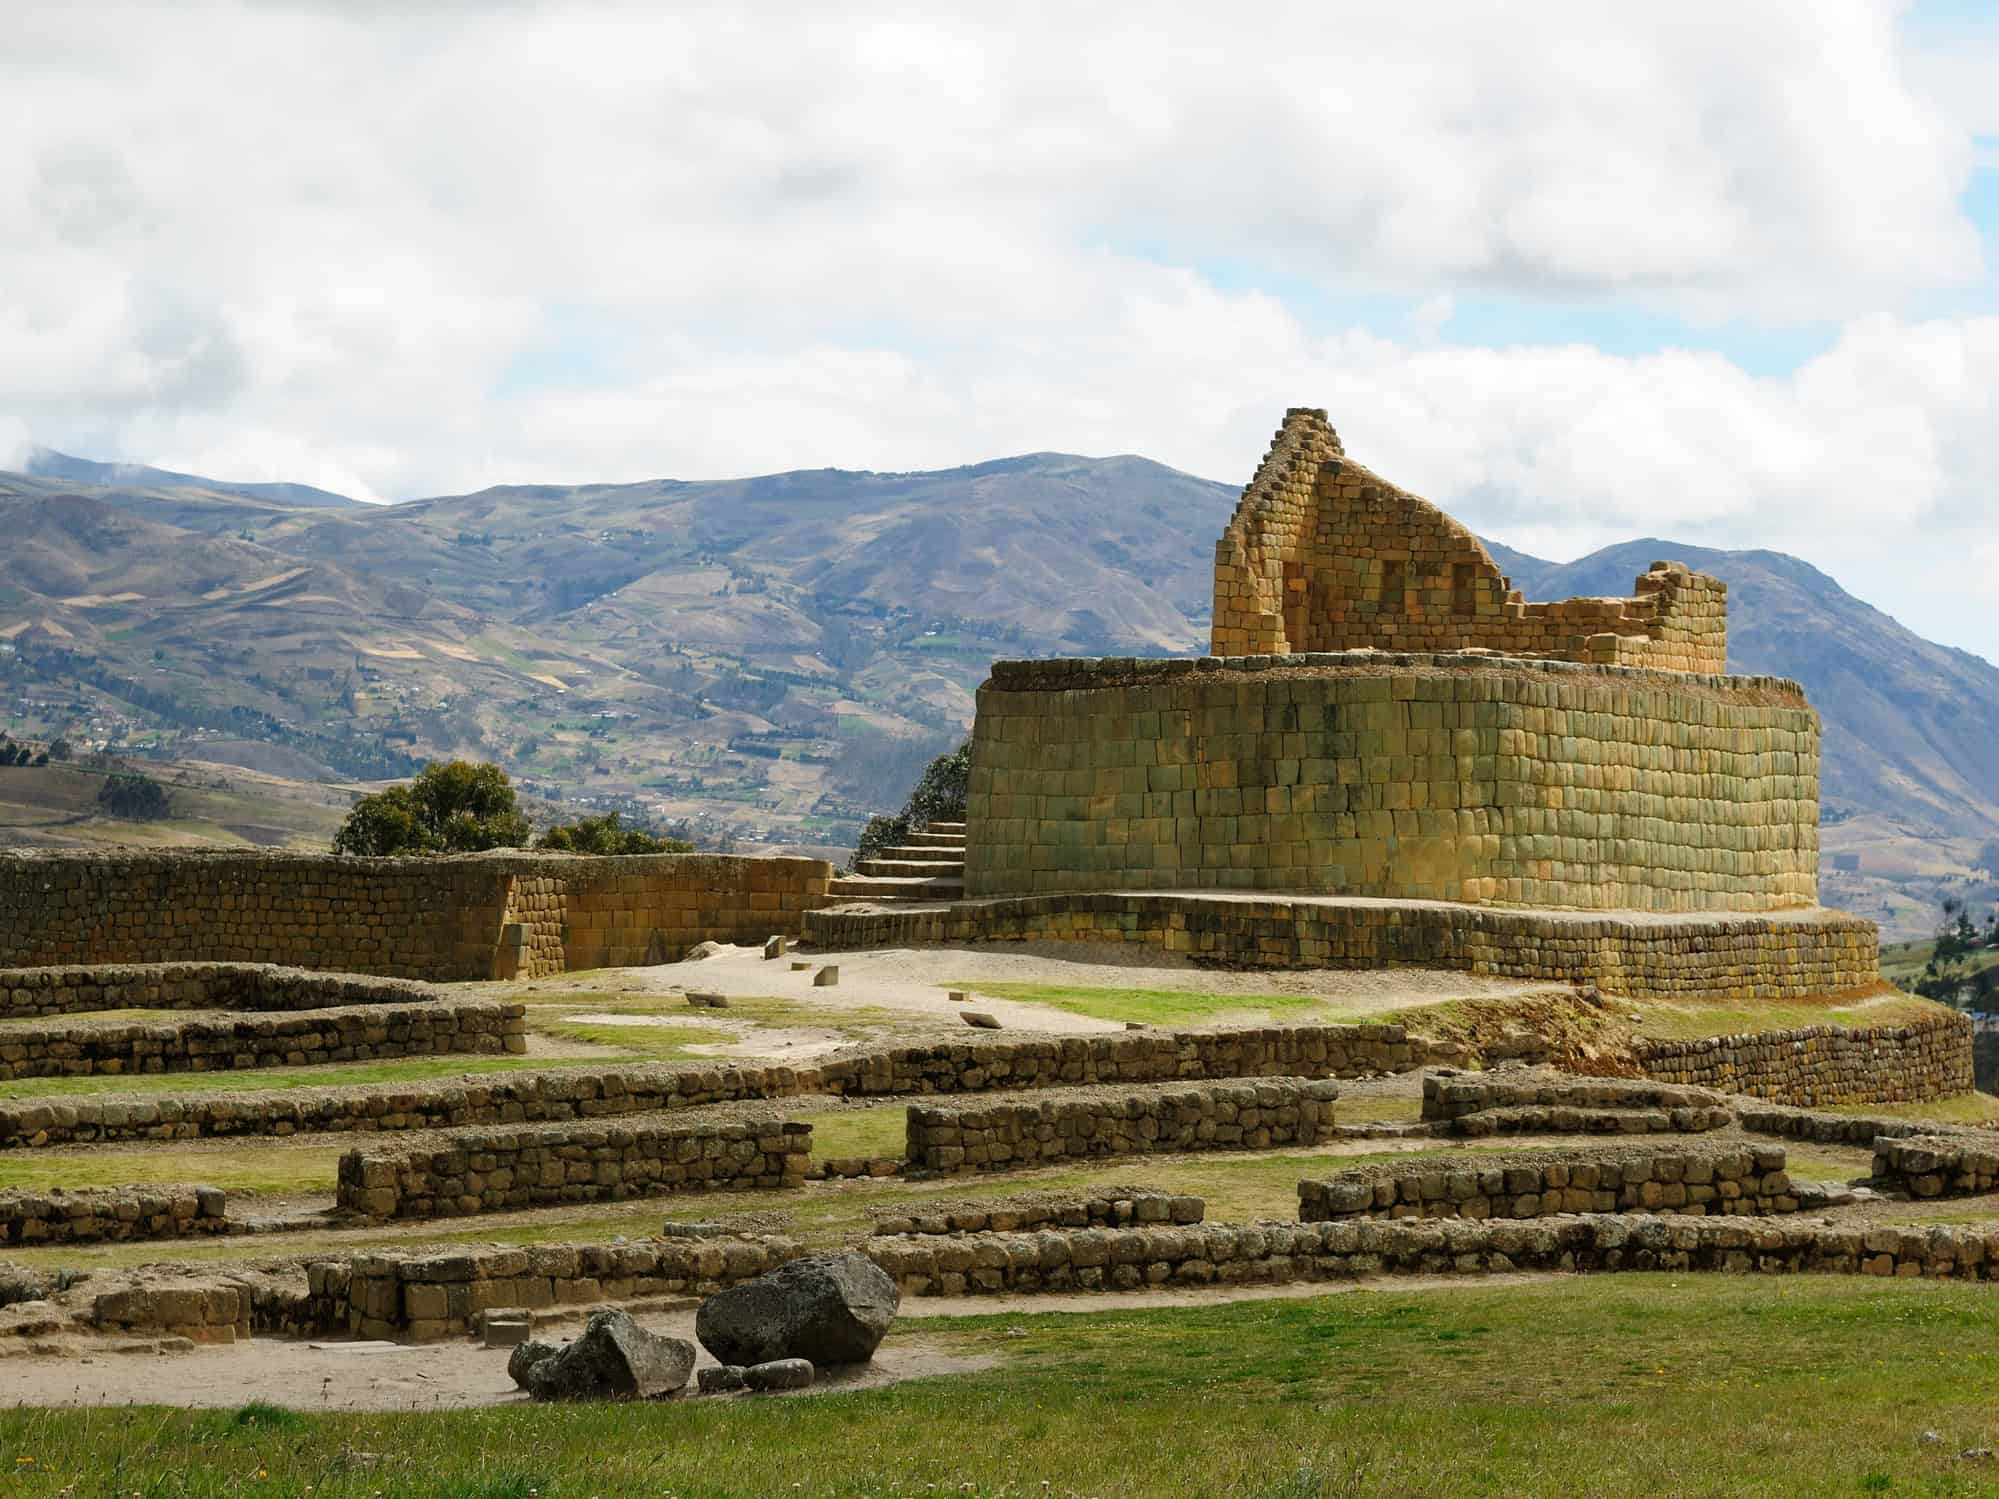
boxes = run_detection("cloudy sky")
[4,1,1997,660]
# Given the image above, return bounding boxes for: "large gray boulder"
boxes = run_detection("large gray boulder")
[695,1251,898,1367]
[522,1310,696,1400]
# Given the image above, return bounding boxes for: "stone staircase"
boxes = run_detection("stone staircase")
[829,821,966,904]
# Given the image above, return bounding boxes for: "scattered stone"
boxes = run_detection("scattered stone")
[697,1364,747,1394]
[0,1264,49,1309]
[482,1312,532,1349]
[1961,1449,1996,1463]
[763,936,787,960]
[1919,1431,1945,1447]
[961,1011,1001,1030]
[744,1357,814,1392]
[946,990,969,1003]
[695,1250,900,1367]
[687,992,730,1009]
[813,966,840,988]
[791,961,812,971]
[523,1310,696,1401]
[686,941,727,962]
[1125,1021,1145,1030]
[507,1339,559,1389]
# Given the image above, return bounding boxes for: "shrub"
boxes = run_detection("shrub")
[96,771,173,820]
[850,740,969,870]
[535,812,692,855]
[332,759,531,855]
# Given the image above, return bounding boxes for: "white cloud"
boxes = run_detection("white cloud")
[0,0,1993,658]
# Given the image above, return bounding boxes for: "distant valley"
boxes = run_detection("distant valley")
[2,445,1994,938]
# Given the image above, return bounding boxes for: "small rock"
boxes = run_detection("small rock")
[686,940,727,961]
[695,1251,899,1367]
[1124,1021,1145,1030]
[1919,1431,1945,1446]
[744,1358,815,1392]
[791,961,812,971]
[763,935,787,960]
[482,1312,532,1349]
[508,1339,560,1390]
[813,966,840,987]
[697,1364,747,1394]
[961,1011,1001,1029]
[946,990,969,1002]
[687,992,729,1009]
[1961,1449,1996,1463]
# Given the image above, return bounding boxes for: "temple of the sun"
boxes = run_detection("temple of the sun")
[816,407,1883,1001]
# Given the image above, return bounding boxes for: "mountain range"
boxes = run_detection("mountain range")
[1,443,1993,934]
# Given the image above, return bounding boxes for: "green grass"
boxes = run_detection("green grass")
[0,1141,343,1195]
[1614,992,1945,1041]
[531,1020,733,1060]
[4,1277,1999,1495]
[953,982,1327,1026]
[796,1107,907,1159]
[1883,935,1999,989]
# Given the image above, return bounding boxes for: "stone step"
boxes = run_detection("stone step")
[828,875,965,903]
[922,822,967,834]
[855,855,963,879]
[876,845,968,862]
[856,857,965,878]
[905,830,966,848]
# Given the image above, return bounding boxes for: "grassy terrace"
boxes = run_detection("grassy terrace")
[4,1277,1999,1495]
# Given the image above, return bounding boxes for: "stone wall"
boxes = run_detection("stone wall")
[906,1079,1338,1174]
[808,892,1879,1001]
[869,1189,1205,1236]
[1422,1070,1735,1136]
[1298,1143,1796,1221]
[1873,1134,1999,1199]
[1209,408,1727,674]
[1632,1012,1973,1105]
[965,653,1820,913]
[863,1212,1999,1297]
[0,962,441,1019]
[307,1235,801,1342]
[336,1117,811,1219]
[0,850,834,981]
[0,1021,1416,1149]
[0,1184,227,1245]
[0,998,524,1082]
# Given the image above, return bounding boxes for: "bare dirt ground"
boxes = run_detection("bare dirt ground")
[485,940,1558,1051]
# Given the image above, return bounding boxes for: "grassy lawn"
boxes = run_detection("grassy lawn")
[795,1107,907,1160]
[1825,1092,1999,1127]
[953,982,1327,1026]
[3,1277,1999,1495]
[0,1055,580,1101]
[0,1141,344,1195]
[1616,991,1947,1041]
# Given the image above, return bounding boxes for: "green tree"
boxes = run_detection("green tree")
[47,738,72,762]
[96,772,173,820]
[1914,895,1999,1007]
[535,811,692,855]
[851,739,970,870]
[332,759,531,856]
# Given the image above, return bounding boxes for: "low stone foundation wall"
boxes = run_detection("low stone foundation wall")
[93,1277,253,1344]
[1422,1070,1734,1136]
[806,893,1879,1001]
[1873,1134,1999,1199]
[1632,1012,1973,1105]
[870,1189,1205,1236]
[906,1079,1338,1174]
[1298,1144,1794,1221]
[0,1022,1416,1148]
[1737,1104,1943,1146]
[1,1185,227,1245]
[0,963,441,1019]
[863,1213,1999,1296]
[335,1117,812,1220]
[308,1235,800,1341]
[0,999,526,1082]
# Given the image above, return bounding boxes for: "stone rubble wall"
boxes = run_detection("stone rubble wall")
[1422,1070,1735,1135]
[1298,1143,1796,1221]
[905,1079,1339,1174]
[305,1236,801,1342]
[863,1212,1999,1297]
[1737,1104,1948,1146]
[0,850,833,981]
[1872,1134,1999,1199]
[0,1184,228,1245]
[966,654,1820,912]
[807,891,1879,1001]
[0,998,526,1082]
[1210,409,1727,674]
[1631,1013,1973,1106]
[92,1278,253,1344]
[0,962,444,1019]
[869,1189,1205,1237]
[0,1021,1412,1148]
[335,1117,812,1220]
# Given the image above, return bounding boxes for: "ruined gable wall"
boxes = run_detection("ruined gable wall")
[1211,409,1727,673]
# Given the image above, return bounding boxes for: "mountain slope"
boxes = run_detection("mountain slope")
[0,451,1991,886]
